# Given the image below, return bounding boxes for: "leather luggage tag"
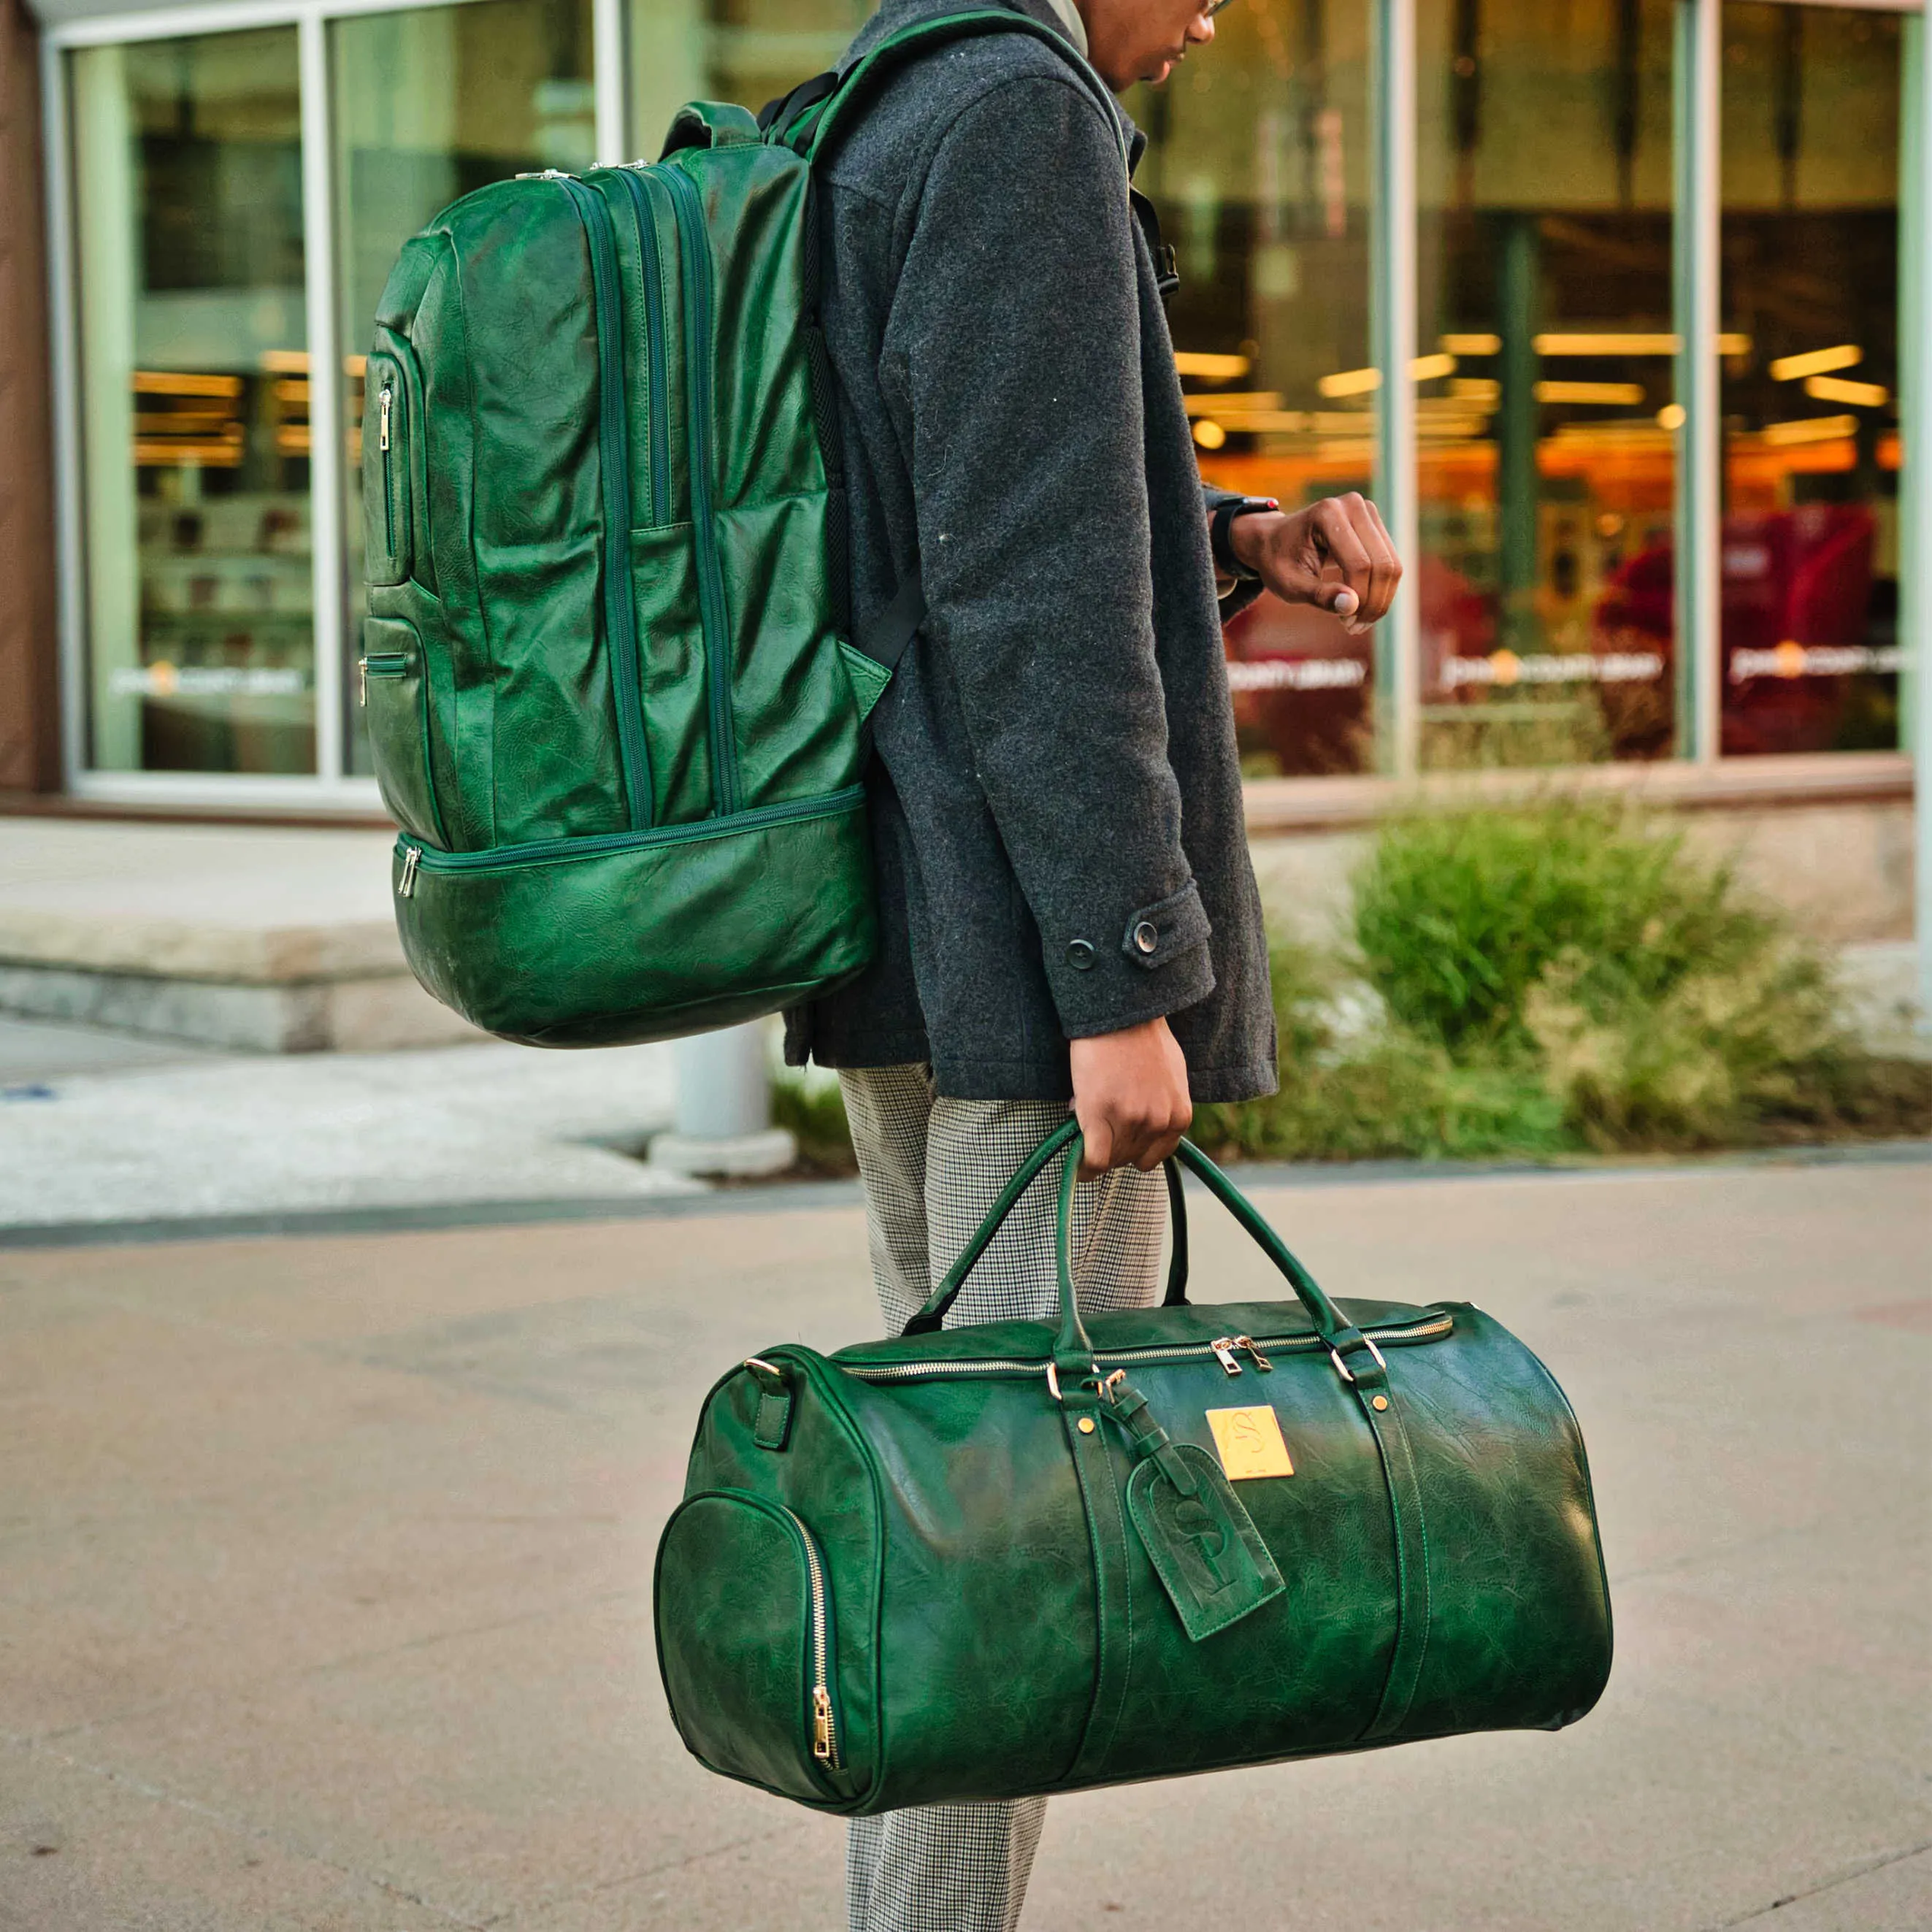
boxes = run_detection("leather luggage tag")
[1205,1405,1295,1481]
[1125,1444,1286,1643]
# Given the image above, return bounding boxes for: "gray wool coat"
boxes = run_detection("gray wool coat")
[781,0,1279,1103]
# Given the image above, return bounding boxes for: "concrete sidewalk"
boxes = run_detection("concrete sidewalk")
[3,1159,1927,1930]
[0,1016,696,1229]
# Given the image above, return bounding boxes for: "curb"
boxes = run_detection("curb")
[2,1138,1928,1254]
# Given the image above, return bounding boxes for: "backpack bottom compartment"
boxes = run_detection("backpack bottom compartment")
[394,790,875,1046]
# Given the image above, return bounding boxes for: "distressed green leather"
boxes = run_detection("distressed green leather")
[656,1122,1613,1812]
[360,113,878,1043]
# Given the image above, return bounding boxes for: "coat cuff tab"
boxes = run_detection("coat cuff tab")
[1120,879,1211,971]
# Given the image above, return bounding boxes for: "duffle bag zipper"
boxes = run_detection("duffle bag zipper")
[781,1507,841,1769]
[838,1315,1452,1386]
[393,784,864,897]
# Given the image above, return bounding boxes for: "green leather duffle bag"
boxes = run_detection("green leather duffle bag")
[655,1122,1612,1812]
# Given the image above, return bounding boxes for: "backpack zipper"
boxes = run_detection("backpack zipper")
[559,177,654,829]
[393,783,862,892]
[357,648,408,707]
[662,164,743,818]
[837,1316,1453,1384]
[613,167,671,525]
[377,380,395,556]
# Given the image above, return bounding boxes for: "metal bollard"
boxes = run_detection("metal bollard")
[650,1022,797,1179]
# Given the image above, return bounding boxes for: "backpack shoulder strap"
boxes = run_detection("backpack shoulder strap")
[767,7,1127,175]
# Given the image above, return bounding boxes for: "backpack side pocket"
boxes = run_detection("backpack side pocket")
[361,616,448,846]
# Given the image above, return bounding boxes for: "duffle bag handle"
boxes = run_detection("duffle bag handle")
[901,1124,1368,1376]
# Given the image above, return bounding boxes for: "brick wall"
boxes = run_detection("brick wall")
[0,0,58,794]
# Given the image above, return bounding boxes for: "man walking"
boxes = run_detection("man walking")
[783,0,1402,1924]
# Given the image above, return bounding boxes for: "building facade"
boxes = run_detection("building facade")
[0,0,1923,840]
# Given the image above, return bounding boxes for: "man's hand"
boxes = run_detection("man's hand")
[1228,493,1403,637]
[1070,1016,1192,1179]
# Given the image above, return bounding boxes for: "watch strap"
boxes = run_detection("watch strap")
[1210,494,1279,583]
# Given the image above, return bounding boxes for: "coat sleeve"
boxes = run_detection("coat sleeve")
[881,73,1216,1040]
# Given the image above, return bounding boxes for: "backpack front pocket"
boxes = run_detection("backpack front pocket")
[361,616,448,846]
[362,349,414,586]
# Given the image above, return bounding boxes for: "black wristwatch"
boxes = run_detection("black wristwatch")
[1210,494,1280,583]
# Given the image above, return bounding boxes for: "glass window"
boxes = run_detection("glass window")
[334,0,596,774]
[632,1,865,157]
[71,28,311,775]
[1719,2,1901,756]
[1132,3,1377,778]
[1416,0,1677,770]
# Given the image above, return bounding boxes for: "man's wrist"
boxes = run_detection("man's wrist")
[1228,508,1283,577]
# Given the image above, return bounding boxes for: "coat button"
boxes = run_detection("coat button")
[1133,920,1159,955]
[1065,939,1096,971]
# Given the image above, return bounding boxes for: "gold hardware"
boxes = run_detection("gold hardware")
[356,656,369,707]
[744,1357,782,1378]
[812,1686,834,1761]
[1045,1361,1061,1403]
[1372,1395,1389,1411]
[378,382,392,453]
[1098,1369,1127,1403]
[398,846,421,897]
[1209,1337,1243,1377]
[1076,1417,1096,1435]
[1206,1406,1295,1481]
[1233,1335,1273,1372]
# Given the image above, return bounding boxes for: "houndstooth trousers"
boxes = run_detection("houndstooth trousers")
[837,1065,1169,1932]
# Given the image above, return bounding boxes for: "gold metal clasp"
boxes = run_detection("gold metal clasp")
[811,1686,835,1761]
[1209,1337,1243,1376]
[1234,1335,1273,1372]
[377,382,392,453]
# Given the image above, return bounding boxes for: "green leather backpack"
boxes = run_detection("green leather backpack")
[359,11,1116,1046]
[656,1122,1613,1811]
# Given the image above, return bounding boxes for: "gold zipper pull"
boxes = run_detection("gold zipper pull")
[1235,1335,1273,1373]
[356,656,369,706]
[399,846,421,897]
[812,1686,835,1761]
[1209,1338,1243,1377]
[378,383,393,453]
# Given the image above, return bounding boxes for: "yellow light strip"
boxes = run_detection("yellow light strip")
[1804,374,1887,408]
[1182,391,1282,417]
[1318,366,1381,398]
[1316,353,1456,399]
[1769,343,1861,382]
[260,348,311,373]
[1535,380,1649,406]
[1439,332,1501,356]
[1530,332,1752,358]
[1536,331,1677,356]
[1174,350,1253,382]
[132,439,246,467]
[131,371,243,398]
[1759,414,1860,446]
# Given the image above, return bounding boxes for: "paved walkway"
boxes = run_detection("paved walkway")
[3,1159,1927,1930]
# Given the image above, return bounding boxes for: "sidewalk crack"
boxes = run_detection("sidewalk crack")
[1709,1836,1932,1928]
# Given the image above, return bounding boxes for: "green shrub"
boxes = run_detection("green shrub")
[1203,800,1932,1161]
[771,1071,857,1175]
